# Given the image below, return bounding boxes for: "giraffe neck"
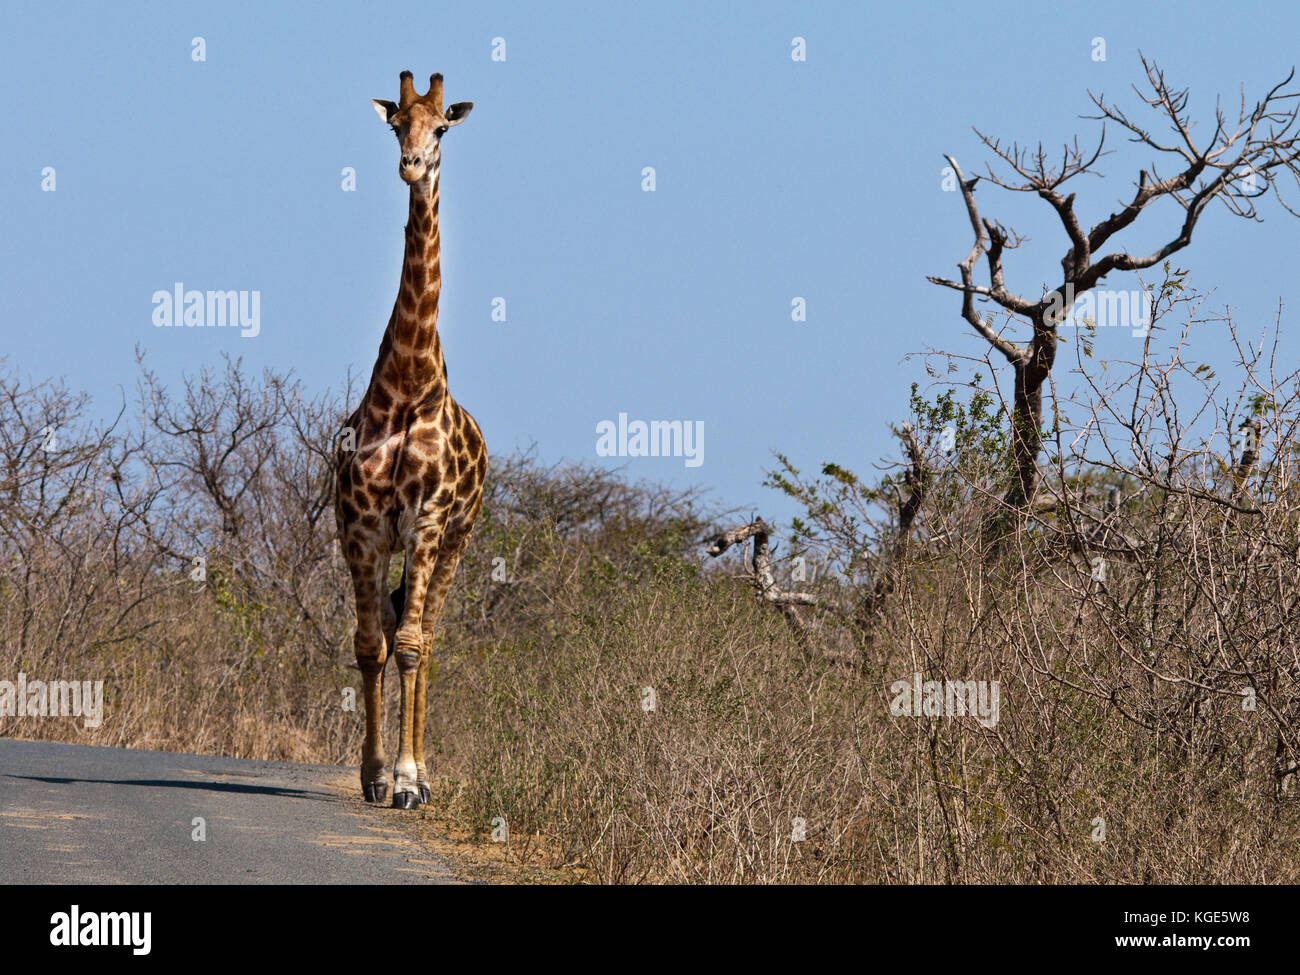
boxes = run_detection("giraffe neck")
[374,151,447,401]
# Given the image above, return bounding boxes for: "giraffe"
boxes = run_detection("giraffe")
[334,71,487,809]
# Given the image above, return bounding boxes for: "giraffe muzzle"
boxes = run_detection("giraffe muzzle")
[399,155,426,183]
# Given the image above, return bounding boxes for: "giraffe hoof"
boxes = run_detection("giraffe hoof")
[418,783,432,805]
[392,789,420,810]
[363,781,388,804]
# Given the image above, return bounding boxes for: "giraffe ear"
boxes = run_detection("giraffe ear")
[445,102,473,126]
[371,99,399,123]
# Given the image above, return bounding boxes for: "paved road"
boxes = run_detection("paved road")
[0,738,462,884]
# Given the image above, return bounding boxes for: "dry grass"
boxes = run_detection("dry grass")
[3,311,1300,882]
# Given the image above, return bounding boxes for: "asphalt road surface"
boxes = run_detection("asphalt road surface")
[0,738,462,884]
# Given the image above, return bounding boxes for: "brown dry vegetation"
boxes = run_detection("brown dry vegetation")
[2,283,1299,883]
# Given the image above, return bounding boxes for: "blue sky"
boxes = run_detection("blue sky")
[4,0,1299,525]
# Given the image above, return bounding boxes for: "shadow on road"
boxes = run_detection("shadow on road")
[7,774,329,799]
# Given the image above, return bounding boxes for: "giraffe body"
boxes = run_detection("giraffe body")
[334,71,486,808]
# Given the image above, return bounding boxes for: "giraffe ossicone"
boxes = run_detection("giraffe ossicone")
[334,70,487,809]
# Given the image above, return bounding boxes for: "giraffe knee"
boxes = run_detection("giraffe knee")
[393,626,423,671]
[354,629,387,670]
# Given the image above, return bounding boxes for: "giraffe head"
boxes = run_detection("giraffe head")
[372,71,473,184]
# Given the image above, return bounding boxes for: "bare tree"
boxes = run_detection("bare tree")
[929,56,1300,534]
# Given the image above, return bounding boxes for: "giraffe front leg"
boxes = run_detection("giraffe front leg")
[391,640,425,809]
[391,536,440,809]
[413,661,431,805]
[413,532,475,805]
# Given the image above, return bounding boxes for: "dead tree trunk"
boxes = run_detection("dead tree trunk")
[704,517,819,640]
[860,423,928,622]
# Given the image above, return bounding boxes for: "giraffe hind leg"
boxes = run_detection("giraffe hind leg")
[347,547,391,804]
